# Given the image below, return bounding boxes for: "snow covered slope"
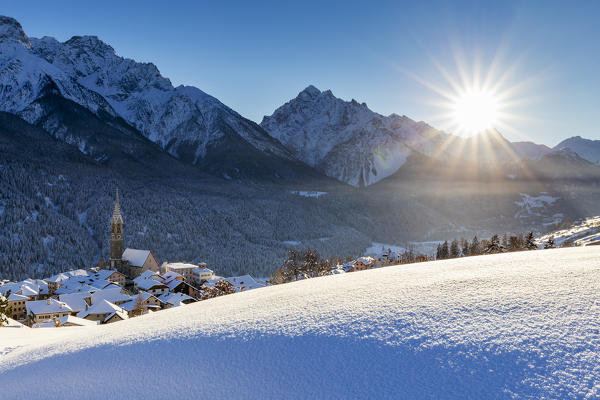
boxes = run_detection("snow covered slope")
[536,216,600,247]
[2,247,599,399]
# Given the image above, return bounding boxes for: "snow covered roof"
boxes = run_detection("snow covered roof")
[161,270,183,282]
[91,269,122,281]
[122,248,150,267]
[193,268,214,275]
[45,273,70,283]
[67,269,89,278]
[164,262,198,270]
[355,257,375,265]
[78,299,128,320]
[59,315,99,327]
[91,288,131,305]
[7,293,30,301]
[136,279,168,291]
[26,299,73,315]
[158,292,194,307]
[58,292,91,312]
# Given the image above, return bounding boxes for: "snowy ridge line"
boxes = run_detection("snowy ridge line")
[1,247,600,398]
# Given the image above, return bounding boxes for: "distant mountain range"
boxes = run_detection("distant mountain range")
[2,15,600,280]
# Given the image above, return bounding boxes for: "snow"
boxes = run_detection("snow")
[364,242,406,255]
[122,248,150,267]
[514,193,559,218]
[537,216,600,247]
[1,247,599,398]
[290,190,327,198]
[282,240,301,246]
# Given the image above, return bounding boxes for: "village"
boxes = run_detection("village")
[0,188,398,328]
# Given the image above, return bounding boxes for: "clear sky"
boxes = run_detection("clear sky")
[3,0,600,146]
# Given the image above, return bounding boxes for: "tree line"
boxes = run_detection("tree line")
[435,232,555,260]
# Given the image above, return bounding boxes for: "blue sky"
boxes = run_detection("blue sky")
[4,0,600,146]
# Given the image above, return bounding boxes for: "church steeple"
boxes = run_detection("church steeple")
[110,185,124,267]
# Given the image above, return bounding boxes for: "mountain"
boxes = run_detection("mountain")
[0,16,319,182]
[261,85,454,187]
[260,86,557,186]
[554,136,600,164]
[2,247,599,399]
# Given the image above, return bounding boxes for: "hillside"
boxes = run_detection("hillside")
[2,247,599,399]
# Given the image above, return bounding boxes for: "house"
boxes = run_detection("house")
[133,270,161,289]
[158,292,196,308]
[78,299,129,324]
[122,248,160,278]
[32,315,99,328]
[26,299,76,327]
[163,276,202,299]
[58,292,93,315]
[162,262,202,282]
[223,275,266,292]
[373,250,401,268]
[135,278,169,296]
[120,291,162,316]
[192,266,215,286]
[90,270,126,286]
[90,287,132,306]
[7,293,30,321]
[353,257,375,272]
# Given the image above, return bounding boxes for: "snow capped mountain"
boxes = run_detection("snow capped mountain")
[510,141,552,161]
[554,136,600,164]
[261,85,450,186]
[27,34,294,165]
[0,16,302,180]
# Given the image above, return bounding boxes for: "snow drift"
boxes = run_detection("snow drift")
[1,247,600,399]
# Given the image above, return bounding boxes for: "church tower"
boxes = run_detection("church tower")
[110,186,124,268]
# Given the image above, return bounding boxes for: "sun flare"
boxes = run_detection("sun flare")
[451,88,499,136]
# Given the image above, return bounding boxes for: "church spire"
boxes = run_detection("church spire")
[112,185,123,224]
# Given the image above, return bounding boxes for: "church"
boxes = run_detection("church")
[109,187,160,279]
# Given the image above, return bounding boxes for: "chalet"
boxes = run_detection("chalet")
[90,270,126,286]
[120,291,161,316]
[135,278,169,296]
[32,315,99,328]
[91,287,132,306]
[162,262,200,282]
[26,299,76,326]
[163,275,201,299]
[58,292,93,315]
[158,292,196,308]
[353,257,375,272]
[78,299,129,324]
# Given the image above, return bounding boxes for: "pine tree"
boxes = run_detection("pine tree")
[0,290,11,326]
[441,241,449,259]
[544,236,555,249]
[485,234,504,254]
[470,236,481,255]
[461,238,470,257]
[450,240,460,258]
[525,232,537,250]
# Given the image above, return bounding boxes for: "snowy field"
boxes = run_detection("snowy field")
[2,247,600,399]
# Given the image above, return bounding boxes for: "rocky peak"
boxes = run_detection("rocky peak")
[64,35,115,56]
[0,16,31,48]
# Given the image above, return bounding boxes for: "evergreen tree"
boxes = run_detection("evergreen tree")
[501,234,509,249]
[544,236,555,249]
[470,236,481,255]
[440,241,449,259]
[450,240,460,258]
[525,232,537,250]
[0,290,11,326]
[485,234,504,254]
[461,238,470,257]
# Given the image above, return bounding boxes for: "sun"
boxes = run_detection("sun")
[451,88,499,136]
